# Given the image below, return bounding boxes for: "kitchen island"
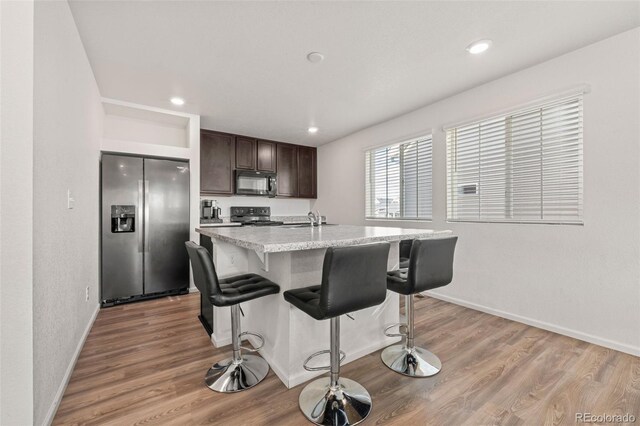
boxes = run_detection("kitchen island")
[196,224,452,388]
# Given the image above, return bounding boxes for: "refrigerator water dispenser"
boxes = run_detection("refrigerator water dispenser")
[111,205,135,233]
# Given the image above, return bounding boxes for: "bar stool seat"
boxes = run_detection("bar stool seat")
[217,273,280,306]
[283,285,322,319]
[386,269,409,293]
[398,239,413,269]
[185,241,280,393]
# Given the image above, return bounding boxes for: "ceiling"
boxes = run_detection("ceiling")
[69,1,639,146]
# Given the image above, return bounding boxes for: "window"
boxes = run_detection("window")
[446,95,583,224]
[365,135,432,220]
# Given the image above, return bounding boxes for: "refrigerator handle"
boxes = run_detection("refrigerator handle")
[144,180,150,253]
[137,180,144,253]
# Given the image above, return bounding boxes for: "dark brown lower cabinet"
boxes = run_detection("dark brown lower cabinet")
[276,144,298,197]
[297,146,317,198]
[198,234,214,335]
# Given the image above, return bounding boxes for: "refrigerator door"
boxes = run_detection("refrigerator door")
[143,158,190,294]
[101,154,144,301]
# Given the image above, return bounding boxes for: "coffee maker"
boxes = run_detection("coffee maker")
[200,199,222,224]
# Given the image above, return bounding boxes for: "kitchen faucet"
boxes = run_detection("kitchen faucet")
[307,211,322,227]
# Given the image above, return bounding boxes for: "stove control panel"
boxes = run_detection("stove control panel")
[230,206,270,218]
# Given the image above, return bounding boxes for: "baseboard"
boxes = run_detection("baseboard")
[211,332,231,348]
[426,291,640,357]
[42,303,100,426]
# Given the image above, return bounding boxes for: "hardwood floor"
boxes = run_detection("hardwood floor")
[54,294,640,425]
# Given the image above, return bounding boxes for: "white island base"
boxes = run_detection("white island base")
[209,239,401,389]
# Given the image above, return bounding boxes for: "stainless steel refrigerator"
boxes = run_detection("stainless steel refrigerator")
[101,154,190,306]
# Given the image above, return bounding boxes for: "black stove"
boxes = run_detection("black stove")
[243,220,285,227]
[230,206,284,226]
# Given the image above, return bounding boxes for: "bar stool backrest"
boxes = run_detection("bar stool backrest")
[407,237,458,293]
[319,242,390,319]
[185,241,222,304]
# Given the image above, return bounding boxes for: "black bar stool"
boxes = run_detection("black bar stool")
[283,242,390,426]
[383,237,457,377]
[185,241,280,393]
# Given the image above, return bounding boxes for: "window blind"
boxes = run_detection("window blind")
[446,95,583,224]
[365,135,432,220]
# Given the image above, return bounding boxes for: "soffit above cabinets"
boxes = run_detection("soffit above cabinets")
[70,1,639,146]
[101,99,194,151]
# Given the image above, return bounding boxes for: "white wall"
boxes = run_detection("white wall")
[32,1,104,424]
[0,1,35,424]
[207,196,312,219]
[314,28,640,355]
[104,114,188,148]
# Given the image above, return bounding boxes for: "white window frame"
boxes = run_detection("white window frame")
[445,92,584,225]
[365,134,433,221]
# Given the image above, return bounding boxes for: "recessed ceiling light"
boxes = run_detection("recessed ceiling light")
[306,52,324,63]
[466,40,492,55]
[170,97,185,106]
[308,126,319,134]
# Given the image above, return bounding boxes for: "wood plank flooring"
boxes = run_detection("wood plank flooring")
[53,294,640,425]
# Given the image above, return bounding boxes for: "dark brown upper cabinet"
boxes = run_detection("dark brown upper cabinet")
[200,129,317,198]
[297,146,317,199]
[200,130,235,194]
[235,137,257,170]
[257,140,277,172]
[276,144,298,197]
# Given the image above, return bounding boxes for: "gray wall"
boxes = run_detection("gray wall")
[314,28,640,355]
[0,1,35,424]
[33,1,103,424]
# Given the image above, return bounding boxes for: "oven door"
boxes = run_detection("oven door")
[235,171,276,196]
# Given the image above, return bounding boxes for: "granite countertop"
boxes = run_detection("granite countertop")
[196,224,452,253]
[272,215,326,224]
[199,216,318,228]
[198,222,243,228]
[211,215,325,225]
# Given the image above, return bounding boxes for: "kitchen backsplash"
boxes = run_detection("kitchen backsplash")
[200,195,314,218]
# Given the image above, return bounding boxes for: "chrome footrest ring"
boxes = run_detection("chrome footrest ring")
[302,349,347,372]
[239,331,264,352]
[384,322,408,338]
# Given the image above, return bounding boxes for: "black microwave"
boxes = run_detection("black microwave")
[235,170,277,197]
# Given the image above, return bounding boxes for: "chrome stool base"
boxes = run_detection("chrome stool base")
[299,377,372,426]
[205,354,269,393]
[380,344,441,377]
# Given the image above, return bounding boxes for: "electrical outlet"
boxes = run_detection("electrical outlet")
[67,189,75,209]
[85,286,89,301]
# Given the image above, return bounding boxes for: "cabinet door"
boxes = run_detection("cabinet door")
[276,143,298,197]
[257,140,276,172]
[297,146,317,198]
[235,137,257,170]
[200,131,235,194]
